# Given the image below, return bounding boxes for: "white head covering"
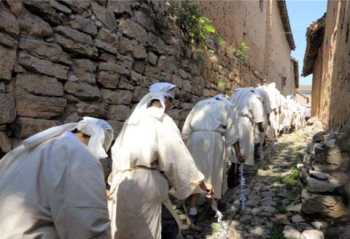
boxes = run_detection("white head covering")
[213,94,233,106]
[76,117,114,159]
[0,117,114,172]
[126,82,176,125]
[149,82,176,99]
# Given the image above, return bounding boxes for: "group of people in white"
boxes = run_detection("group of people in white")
[0,81,310,239]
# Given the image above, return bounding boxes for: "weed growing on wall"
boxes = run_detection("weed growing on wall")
[169,0,217,47]
[235,41,250,63]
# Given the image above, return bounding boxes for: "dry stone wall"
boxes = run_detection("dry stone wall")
[0,0,263,156]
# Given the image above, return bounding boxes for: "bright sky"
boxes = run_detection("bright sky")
[286,0,327,86]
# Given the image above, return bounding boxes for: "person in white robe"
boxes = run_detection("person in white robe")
[108,82,209,239]
[182,94,243,220]
[256,83,283,140]
[230,88,266,166]
[0,117,114,239]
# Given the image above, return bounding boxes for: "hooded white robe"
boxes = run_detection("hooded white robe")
[231,89,265,166]
[182,97,239,199]
[0,132,110,239]
[108,106,204,239]
[256,84,284,139]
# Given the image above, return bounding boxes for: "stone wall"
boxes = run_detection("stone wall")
[0,0,264,156]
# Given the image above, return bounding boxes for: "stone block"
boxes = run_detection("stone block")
[145,65,160,80]
[4,0,24,16]
[50,0,72,14]
[130,71,145,85]
[64,81,101,101]
[16,73,64,97]
[70,15,97,36]
[148,52,158,66]
[0,44,16,81]
[0,2,19,36]
[97,71,119,89]
[18,9,53,38]
[0,94,16,124]
[301,229,324,239]
[18,52,69,80]
[108,120,124,135]
[0,131,11,153]
[132,44,147,60]
[0,82,5,93]
[19,38,71,65]
[70,59,96,84]
[119,19,147,43]
[55,26,98,57]
[77,102,107,118]
[302,195,348,219]
[73,59,96,73]
[95,39,118,55]
[283,226,302,239]
[109,0,133,17]
[119,37,146,59]
[15,117,58,138]
[96,28,118,44]
[99,62,131,76]
[59,0,91,14]
[16,90,66,119]
[133,86,148,102]
[134,10,155,32]
[133,60,146,74]
[146,32,167,54]
[22,0,68,25]
[102,89,132,105]
[91,1,116,30]
[118,76,134,90]
[0,32,17,48]
[107,105,131,121]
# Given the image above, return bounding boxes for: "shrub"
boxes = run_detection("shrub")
[170,0,217,47]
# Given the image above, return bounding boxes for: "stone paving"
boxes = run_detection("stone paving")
[184,124,323,239]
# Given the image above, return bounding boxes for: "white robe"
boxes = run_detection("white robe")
[108,106,204,239]
[231,89,265,165]
[256,85,284,139]
[182,98,239,199]
[0,132,110,239]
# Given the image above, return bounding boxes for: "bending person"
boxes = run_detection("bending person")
[0,117,114,239]
[230,88,266,184]
[182,94,243,222]
[108,82,210,239]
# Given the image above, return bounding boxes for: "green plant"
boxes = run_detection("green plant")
[217,78,227,91]
[269,225,286,239]
[281,167,300,187]
[170,0,217,47]
[234,41,249,63]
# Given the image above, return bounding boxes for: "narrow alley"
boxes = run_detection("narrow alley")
[185,121,324,239]
[0,0,349,239]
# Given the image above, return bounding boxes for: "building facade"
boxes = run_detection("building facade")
[198,0,298,95]
[303,1,350,129]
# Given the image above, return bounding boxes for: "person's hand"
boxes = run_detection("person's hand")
[237,153,245,163]
[199,181,214,198]
[206,188,214,199]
